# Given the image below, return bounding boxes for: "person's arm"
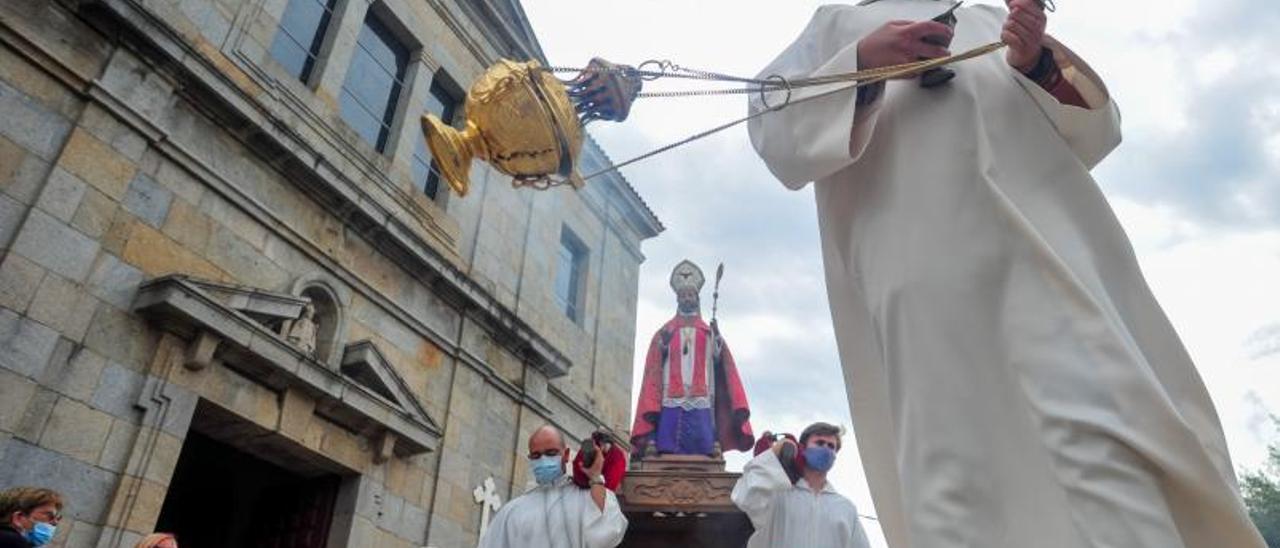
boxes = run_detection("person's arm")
[581,487,628,548]
[731,446,795,528]
[1018,46,1086,108]
[996,0,1121,167]
[748,6,951,188]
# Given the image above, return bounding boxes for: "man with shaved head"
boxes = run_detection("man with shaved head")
[479,425,627,548]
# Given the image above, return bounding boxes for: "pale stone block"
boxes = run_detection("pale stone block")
[85,253,145,311]
[2,151,52,208]
[199,192,267,249]
[278,387,316,441]
[205,226,287,288]
[0,135,28,198]
[104,474,167,533]
[27,273,100,341]
[348,516,377,548]
[398,502,429,542]
[121,172,173,228]
[39,397,113,463]
[153,160,204,205]
[0,440,116,522]
[81,305,158,370]
[0,367,37,432]
[35,167,88,222]
[140,431,182,485]
[96,418,139,472]
[57,128,137,200]
[120,221,226,281]
[0,254,46,313]
[179,0,232,45]
[11,209,101,282]
[0,79,72,160]
[90,362,144,420]
[0,192,25,249]
[374,490,405,532]
[62,519,102,548]
[0,308,59,378]
[11,384,56,443]
[77,105,147,162]
[36,338,104,402]
[161,198,211,253]
[70,186,117,240]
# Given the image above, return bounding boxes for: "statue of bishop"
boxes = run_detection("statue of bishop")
[631,260,753,459]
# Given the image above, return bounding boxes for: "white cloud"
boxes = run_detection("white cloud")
[520,1,1280,546]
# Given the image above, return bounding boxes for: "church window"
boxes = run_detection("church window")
[339,13,409,152]
[270,0,336,83]
[556,227,588,323]
[413,74,463,200]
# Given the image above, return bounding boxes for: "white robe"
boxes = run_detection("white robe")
[731,451,871,548]
[748,2,1265,547]
[478,476,628,548]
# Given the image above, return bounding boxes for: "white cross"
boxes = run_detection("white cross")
[473,476,503,546]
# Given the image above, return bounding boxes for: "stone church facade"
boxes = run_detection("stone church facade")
[0,0,661,546]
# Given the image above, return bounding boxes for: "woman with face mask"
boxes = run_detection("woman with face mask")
[0,487,63,548]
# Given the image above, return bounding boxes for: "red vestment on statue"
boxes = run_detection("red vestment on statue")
[630,314,753,454]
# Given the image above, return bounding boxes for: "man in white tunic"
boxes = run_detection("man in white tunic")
[748,1,1266,547]
[732,422,871,548]
[479,425,628,548]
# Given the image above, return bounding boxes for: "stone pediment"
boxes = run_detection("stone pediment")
[341,340,440,435]
[132,275,441,457]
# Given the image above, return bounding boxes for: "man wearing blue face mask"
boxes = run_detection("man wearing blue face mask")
[0,487,63,548]
[732,422,870,548]
[479,425,628,548]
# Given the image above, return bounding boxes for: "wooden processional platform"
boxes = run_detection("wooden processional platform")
[617,454,754,548]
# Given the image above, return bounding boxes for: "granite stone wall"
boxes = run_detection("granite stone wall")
[0,0,660,546]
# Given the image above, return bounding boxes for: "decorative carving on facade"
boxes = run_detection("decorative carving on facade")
[286,302,319,355]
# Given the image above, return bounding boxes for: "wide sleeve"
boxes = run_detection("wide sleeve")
[629,330,666,450]
[478,500,518,548]
[582,490,628,548]
[731,450,793,528]
[748,4,888,189]
[847,502,873,548]
[1010,31,1122,168]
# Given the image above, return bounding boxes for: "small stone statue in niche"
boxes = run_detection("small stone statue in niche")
[286,302,318,356]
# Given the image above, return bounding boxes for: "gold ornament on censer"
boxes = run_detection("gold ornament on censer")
[420,58,644,197]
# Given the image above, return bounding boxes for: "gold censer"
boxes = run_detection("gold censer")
[421,58,642,197]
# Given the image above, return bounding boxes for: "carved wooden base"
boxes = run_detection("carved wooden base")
[618,454,753,548]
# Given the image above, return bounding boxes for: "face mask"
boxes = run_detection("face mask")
[803,446,836,473]
[24,521,56,546]
[530,455,564,485]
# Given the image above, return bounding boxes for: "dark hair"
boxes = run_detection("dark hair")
[0,487,63,522]
[799,422,842,450]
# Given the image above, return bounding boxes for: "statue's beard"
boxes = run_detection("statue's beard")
[678,302,700,316]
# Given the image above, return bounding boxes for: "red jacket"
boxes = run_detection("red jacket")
[572,444,627,491]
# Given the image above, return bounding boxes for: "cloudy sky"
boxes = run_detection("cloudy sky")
[521,0,1280,544]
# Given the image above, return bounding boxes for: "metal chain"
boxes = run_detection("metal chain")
[578,41,1007,181]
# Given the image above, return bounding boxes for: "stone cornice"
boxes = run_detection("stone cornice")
[74,0,573,378]
[132,275,443,456]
